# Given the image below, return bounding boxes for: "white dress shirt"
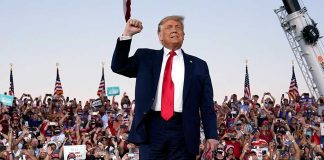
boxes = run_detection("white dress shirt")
[119,36,185,112]
[152,48,185,112]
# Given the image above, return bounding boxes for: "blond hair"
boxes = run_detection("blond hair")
[158,15,184,33]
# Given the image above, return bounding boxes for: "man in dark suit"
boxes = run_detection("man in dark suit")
[111,15,218,159]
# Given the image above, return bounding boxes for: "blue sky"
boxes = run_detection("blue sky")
[0,1,323,103]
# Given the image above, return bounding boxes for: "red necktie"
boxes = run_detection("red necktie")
[161,50,176,121]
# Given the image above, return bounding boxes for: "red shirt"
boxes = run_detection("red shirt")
[311,134,320,145]
[226,140,241,158]
[259,131,273,142]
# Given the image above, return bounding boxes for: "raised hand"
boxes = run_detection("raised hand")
[122,19,143,37]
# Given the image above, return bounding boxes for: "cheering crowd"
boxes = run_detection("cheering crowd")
[0,92,323,160]
[212,93,324,160]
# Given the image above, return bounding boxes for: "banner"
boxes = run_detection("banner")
[251,147,269,160]
[0,94,14,106]
[92,98,103,108]
[63,145,86,160]
[107,86,120,96]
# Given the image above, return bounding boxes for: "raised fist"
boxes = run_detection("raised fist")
[122,19,143,36]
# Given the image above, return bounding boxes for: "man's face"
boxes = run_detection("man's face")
[32,114,38,120]
[39,151,47,158]
[158,20,184,50]
[31,138,38,147]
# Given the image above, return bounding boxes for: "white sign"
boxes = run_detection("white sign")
[63,145,86,160]
[251,147,269,160]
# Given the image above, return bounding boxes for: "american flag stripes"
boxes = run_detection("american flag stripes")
[97,67,106,97]
[288,66,299,101]
[123,0,131,22]
[9,67,15,96]
[54,67,64,95]
[244,65,251,99]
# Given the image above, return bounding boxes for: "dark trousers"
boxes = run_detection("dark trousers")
[139,111,196,160]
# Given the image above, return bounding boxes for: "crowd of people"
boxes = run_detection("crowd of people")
[0,91,323,160]
[211,93,324,160]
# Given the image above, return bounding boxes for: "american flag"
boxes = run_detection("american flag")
[123,0,131,22]
[9,67,14,96]
[97,67,106,97]
[288,66,299,100]
[244,65,251,99]
[54,67,64,95]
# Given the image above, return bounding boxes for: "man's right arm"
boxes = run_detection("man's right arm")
[111,19,143,78]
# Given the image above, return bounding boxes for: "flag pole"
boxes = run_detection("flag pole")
[101,61,105,75]
[101,62,105,68]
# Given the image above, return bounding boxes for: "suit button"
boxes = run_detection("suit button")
[143,112,147,115]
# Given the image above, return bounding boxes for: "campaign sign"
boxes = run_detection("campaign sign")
[63,145,86,160]
[321,123,324,136]
[92,98,103,108]
[0,94,14,106]
[107,86,120,96]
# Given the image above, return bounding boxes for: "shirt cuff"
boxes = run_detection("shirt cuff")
[119,35,132,41]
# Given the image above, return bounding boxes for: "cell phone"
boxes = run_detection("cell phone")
[230,111,237,114]
[121,125,129,130]
[262,150,267,155]
[128,153,134,158]
[49,122,58,126]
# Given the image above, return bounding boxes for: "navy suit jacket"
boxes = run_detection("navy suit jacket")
[111,38,217,154]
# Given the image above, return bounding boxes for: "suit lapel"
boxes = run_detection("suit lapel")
[182,51,193,102]
[152,49,164,92]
